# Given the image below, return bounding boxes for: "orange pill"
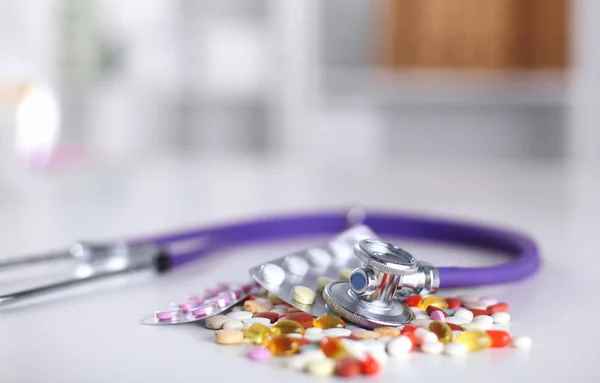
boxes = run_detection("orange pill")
[335,358,362,377]
[403,331,419,346]
[400,324,419,334]
[405,295,422,307]
[360,355,381,376]
[445,298,462,308]
[487,302,509,313]
[486,330,512,347]
[319,337,347,360]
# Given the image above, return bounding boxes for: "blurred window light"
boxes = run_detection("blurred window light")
[14,85,61,166]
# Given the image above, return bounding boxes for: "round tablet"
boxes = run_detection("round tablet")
[307,248,332,267]
[286,256,309,276]
[292,285,316,305]
[261,263,285,285]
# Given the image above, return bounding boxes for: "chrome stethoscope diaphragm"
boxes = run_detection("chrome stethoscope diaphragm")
[323,239,440,328]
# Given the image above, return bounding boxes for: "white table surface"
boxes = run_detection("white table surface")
[1,156,598,382]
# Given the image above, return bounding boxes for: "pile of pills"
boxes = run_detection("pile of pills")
[206,290,532,378]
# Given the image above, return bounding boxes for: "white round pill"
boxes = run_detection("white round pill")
[242,317,271,326]
[415,314,431,320]
[261,263,285,285]
[461,322,489,331]
[410,319,433,328]
[286,256,309,275]
[360,340,386,354]
[480,297,498,306]
[444,342,468,357]
[491,312,511,324]
[512,336,532,349]
[287,333,303,339]
[453,309,474,321]
[222,320,244,330]
[307,248,332,267]
[445,316,471,326]
[322,328,352,337]
[227,311,253,320]
[472,315,494,326]
[304,333,325,343]
[340,339,367,359]
[387,335,413,356]
[305,327,323,335]
[421,341,444,354]
[414,328,438,344]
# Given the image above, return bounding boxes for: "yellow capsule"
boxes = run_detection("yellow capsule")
[428,321,452,344]
[455,330,492,351]
[418,296,449,311]
[266,335,300,356]
[312,315,346,329]
[270,319,305,336]
[243,323,271,345]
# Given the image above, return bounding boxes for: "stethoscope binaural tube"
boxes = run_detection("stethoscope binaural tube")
[141,210,541,288]
[0,210,541,305]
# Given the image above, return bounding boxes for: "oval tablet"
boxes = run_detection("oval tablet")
[261,263,285,285]
[292,285,316,305]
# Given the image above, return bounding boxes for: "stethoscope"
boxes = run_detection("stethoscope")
[0,209,541,318]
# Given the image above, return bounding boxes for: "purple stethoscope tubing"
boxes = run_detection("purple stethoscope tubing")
[137,210,541,289]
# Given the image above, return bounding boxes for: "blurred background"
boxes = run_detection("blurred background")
[1,0,599,174]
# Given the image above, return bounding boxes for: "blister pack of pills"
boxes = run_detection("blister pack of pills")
[248,225,379,317]
[141,281,260,325]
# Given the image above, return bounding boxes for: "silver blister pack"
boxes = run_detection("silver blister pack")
[248,225,379,317]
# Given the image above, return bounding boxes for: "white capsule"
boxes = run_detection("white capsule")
[461,322,489,331]
[304,333,324,343]
[387,335,413,356]
[445,316,471,326]
[360,340,386,354]
[512,336,532,349]
[410,319,433,328]
[444,342,468,357]
[222,320,244,330]
[340,339,367,360]
[479,297,498,306]
[305,327,323,335]
[415,328,438,344]
[322,328,352,337]
[453,310,474,321]
[472,315,494,327]
[491,312,511,324]
[421,341,444,354]
[226,311,253,321]
[242,317,271,326]
[261,263,286,285]
[369,349,388,365]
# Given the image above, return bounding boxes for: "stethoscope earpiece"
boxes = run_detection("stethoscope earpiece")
[323,239,439,328]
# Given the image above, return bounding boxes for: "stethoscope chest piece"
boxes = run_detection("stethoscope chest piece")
[323,239,421,328]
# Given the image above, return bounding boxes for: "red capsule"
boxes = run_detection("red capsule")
[360,355,381,376]
[486,330,512,347]
[405,295,422,307]
[335,358,362,377]
[469,309,489,317]
[445,297,462,308]
[487,302,509,313]
[446,322,463,331]
[400,324,418,334]
[254,312,279,323]
[426,306,448,317]
[285,312,314,329]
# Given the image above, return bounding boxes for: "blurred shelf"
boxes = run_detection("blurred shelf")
[322,67,568,107]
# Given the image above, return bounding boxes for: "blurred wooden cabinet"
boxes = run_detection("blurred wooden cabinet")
[381,0,569,70]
